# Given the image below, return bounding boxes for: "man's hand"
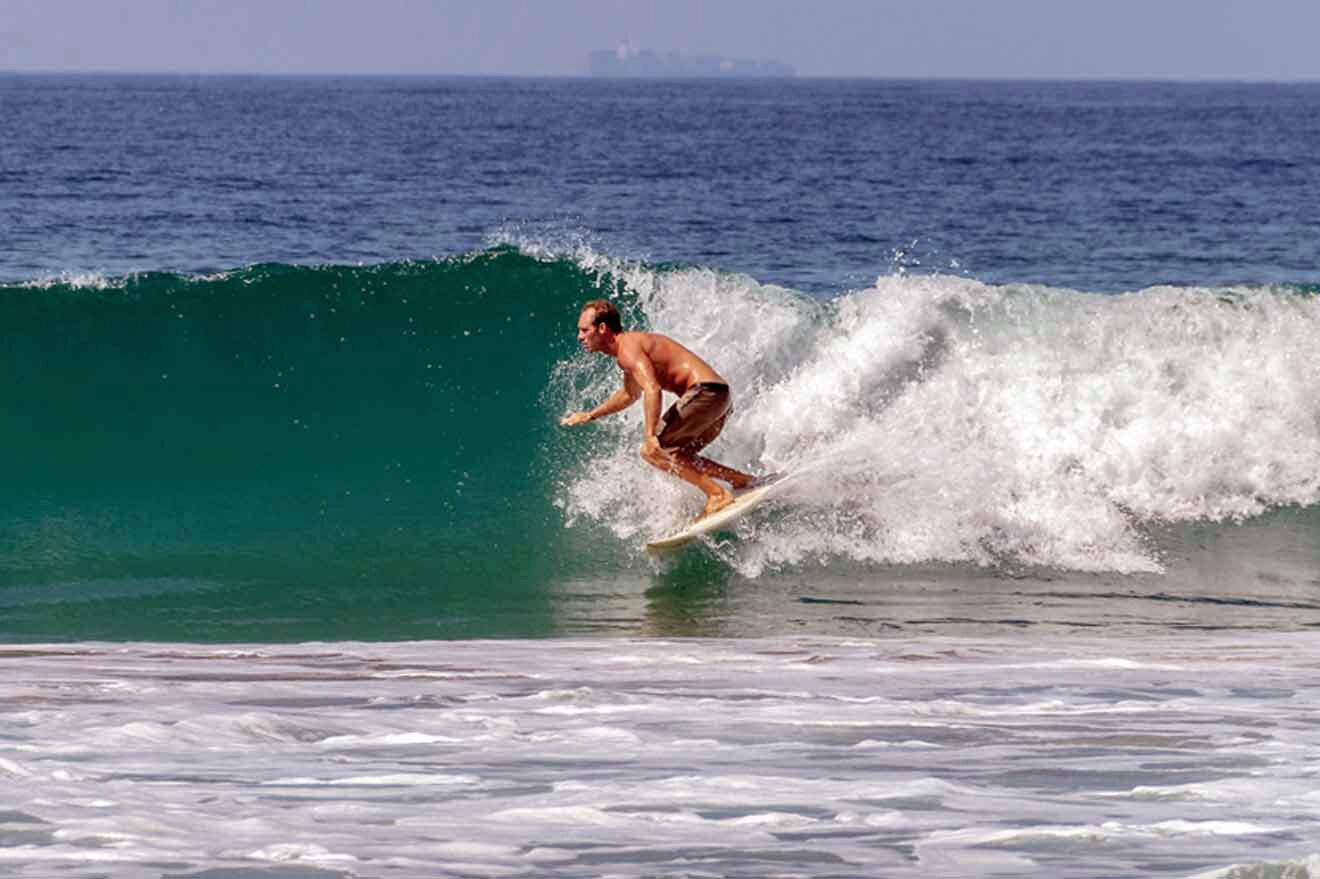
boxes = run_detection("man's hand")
[560,411,593,427]
[641,434,662,457]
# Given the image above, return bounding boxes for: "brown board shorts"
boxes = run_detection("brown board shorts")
[657,382,732,453]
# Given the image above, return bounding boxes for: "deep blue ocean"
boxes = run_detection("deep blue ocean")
[4,73,1320,879]
[7,75,1319,291]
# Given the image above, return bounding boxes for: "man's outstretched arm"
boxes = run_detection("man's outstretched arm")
[560,373,642,426]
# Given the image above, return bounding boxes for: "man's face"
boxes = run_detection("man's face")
[577,309,607,352]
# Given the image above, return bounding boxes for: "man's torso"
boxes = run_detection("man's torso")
[616,332,724,395]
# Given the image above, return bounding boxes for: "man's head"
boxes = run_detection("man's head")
[577,299,622,353]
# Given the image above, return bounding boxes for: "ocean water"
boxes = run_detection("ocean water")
[3,74,1320,876]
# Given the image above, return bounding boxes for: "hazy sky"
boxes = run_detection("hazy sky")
[3,0,1318,80]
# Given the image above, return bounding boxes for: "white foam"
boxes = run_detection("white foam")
[3,636,1318,877]
[318,732,461,748]
[1004,657,1185,671]
[1193,854,1320,879]
[263,773,479,787]
[929,818,1285,848]
[853,739,943,749]
[0,758,34,778]
[246,842,358,863]
[16,271,125,291]
[1110,778,1283,803]
[1148,819,1285,836]
[550,265,1320,573]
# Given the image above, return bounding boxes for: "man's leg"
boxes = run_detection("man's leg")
[684,422,755,490]
[649,393,760,517]
[688,453,756,489]
[640,443,738,518]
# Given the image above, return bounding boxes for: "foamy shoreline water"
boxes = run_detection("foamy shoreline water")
[3,634,1317,878]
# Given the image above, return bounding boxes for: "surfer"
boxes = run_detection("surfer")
[560,299,760,519]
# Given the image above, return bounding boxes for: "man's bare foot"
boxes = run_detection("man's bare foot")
[695,493,737,521]
[740,472,786,492]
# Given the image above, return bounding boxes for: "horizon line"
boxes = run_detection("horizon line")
[2,69,1318,85]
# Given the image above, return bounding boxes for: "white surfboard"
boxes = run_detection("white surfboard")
[645,473,791,552]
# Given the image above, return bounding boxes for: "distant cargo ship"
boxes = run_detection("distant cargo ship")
[589,42,795,78]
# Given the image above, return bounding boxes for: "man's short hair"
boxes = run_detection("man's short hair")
[582,299,622,333]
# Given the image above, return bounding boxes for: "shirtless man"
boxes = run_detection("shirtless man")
[560,299,759,519]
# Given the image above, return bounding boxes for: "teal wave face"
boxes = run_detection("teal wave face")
[0,249,625,640]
